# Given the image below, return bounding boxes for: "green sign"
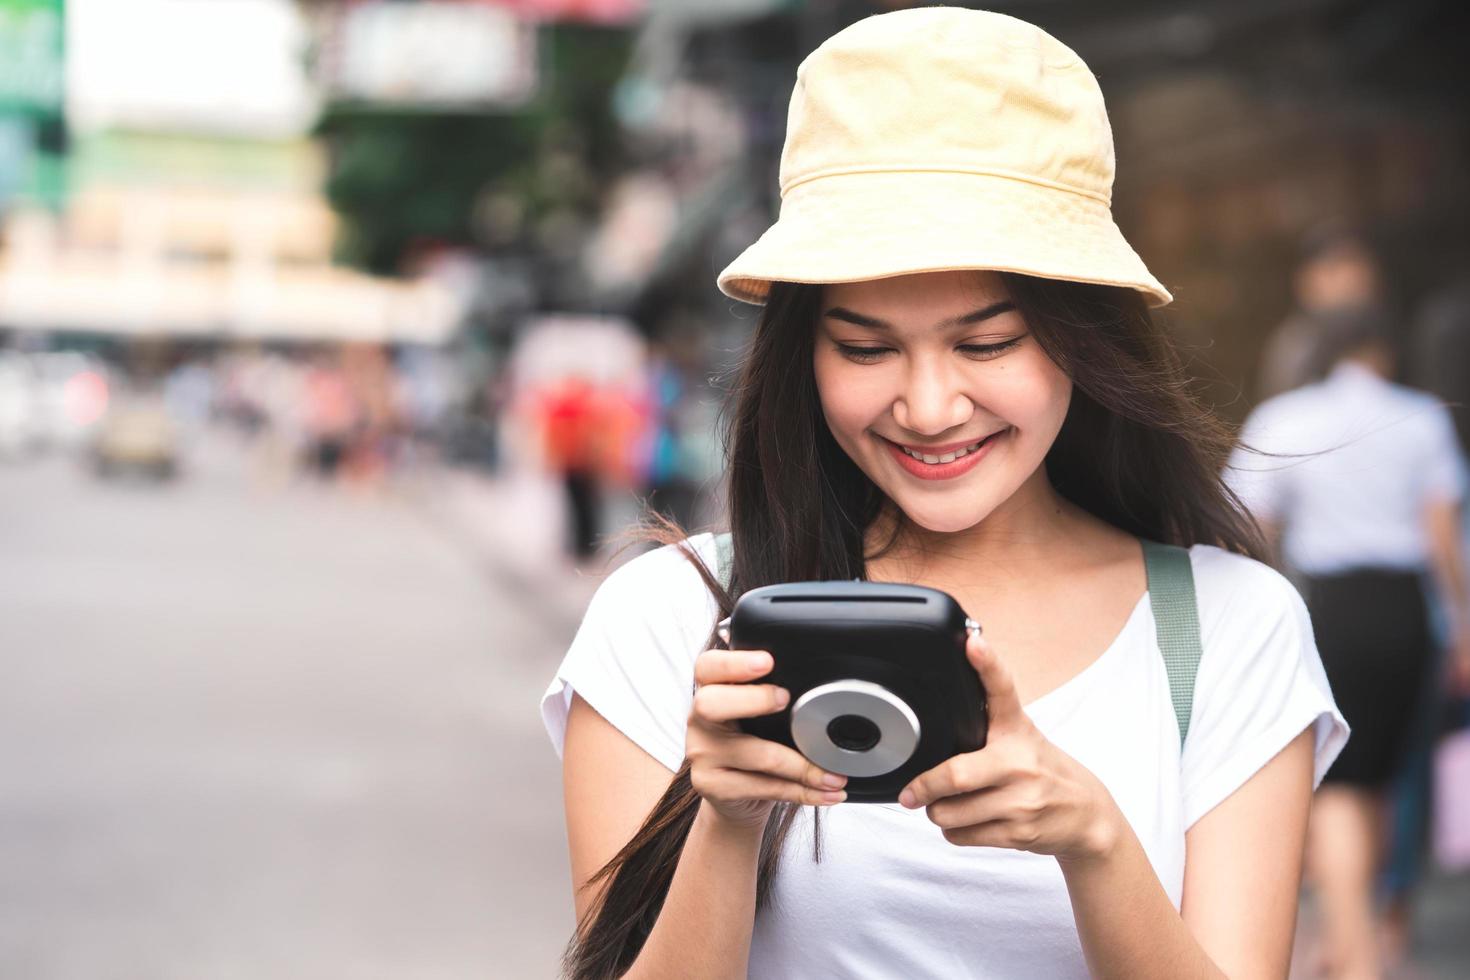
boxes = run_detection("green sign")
[0,0,65,115]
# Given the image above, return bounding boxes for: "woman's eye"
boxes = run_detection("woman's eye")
[833,338,1022,363]
[958,338,1023,359]
[834,344,893,362]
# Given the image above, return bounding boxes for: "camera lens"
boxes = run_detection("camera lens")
[792,681,919,777]
[826,713,882,752]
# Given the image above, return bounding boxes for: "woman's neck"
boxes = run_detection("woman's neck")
[865,470,1126,590]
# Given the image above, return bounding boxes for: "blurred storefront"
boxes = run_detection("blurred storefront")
[3,0,1466,496]
[1,0,465,347]
[0,0,66,210]
[0,135,462,344]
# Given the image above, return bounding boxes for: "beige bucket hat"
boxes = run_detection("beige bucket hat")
[717,7,1172,308]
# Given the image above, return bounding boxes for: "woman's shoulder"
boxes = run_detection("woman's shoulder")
[1185,543,1303,617]
[546,533,723,771]
[1182,544,1312,656]
[585,531,722,627]
[1172,543,1347,825]
[603,530,720,585]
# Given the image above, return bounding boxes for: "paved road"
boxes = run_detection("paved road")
[0,446,578,979]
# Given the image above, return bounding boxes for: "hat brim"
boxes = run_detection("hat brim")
[717,170,1172,308]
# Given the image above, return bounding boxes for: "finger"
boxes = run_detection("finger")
[697,769,847,807]
[724,735,848,790]
[938,818,1023,849]
[966,631,1023,727]
[898,750,1008,809]
[924,785,1011,830]
[694,649,773,686]
[691,682,789,724]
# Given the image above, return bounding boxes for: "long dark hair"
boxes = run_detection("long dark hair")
[561,273,1263,978]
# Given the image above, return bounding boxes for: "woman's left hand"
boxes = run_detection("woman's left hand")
[897,631,1123,864]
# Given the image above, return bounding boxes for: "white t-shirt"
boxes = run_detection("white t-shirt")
[541,533,1348,979]
[1227,362,1468,576]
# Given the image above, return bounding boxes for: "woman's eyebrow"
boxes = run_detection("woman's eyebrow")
[822,301,1017,331]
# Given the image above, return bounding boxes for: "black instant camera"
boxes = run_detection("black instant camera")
[719,581,988,803]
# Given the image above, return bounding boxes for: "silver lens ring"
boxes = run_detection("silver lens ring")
[789,680,921,778]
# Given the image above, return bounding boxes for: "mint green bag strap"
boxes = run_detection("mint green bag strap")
[1141,539,1203,746]
[714,532,734,589]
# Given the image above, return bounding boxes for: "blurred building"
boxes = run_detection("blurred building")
[0,0,66,210]
[1,0,464,351]
[590,1,1470,417]
[6,0,1467,435]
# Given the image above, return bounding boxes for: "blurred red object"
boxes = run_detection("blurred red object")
[508,0,645,24]
[63,369,109,428]
[537,375,600,474]
[533,375,652,486]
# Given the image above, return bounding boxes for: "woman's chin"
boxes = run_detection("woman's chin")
[887,496,993,535]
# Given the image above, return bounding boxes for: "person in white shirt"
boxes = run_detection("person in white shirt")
[547,10,1346,979]
[1255,227,1385,402]
[1229,307,1470,979]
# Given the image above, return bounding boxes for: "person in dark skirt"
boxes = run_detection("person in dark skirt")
[1230,308,1470,978]
[1305,571,1432,787]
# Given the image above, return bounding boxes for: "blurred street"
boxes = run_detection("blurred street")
[1,440,1468,977]
[0,445,585,979]
[2,440,1470,975]
[1,2,1469,976]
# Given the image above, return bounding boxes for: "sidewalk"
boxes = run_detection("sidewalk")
[1291,869,1470,979]
[411,463,648,634]
[1401,867,1470,978]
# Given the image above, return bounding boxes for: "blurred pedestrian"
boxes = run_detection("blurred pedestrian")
[536,374,603,560]
[639,336,705,529]
[547,10,1347,980]
[1230,307,1470,978]
[1386,281,1470,954]
[249,352,306,489]
[340,343,398,485]
[302,352,358,481]
[1257,227,1385,401]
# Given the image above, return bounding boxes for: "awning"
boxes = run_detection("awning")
[0,257,464,344]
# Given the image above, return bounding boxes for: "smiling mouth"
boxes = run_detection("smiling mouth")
[892,432,1002,465]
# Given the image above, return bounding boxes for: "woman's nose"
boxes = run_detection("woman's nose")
[892,360,974,435]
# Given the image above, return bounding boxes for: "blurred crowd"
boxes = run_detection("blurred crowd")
[0,325,722,559]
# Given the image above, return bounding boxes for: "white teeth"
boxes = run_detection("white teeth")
[901,436,988,464]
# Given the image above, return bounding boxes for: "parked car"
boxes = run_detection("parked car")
[91,394,180,480]
[0,352,43,459]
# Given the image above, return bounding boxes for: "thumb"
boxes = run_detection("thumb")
[967,630,1023,729]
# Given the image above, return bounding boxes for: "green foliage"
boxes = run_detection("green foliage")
[317,24,633,277]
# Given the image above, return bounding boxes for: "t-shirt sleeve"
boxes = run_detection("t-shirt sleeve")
[539,535,720,773]
[1420,401,1468,504]
[1180,550,1349,829]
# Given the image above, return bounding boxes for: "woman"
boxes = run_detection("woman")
[542,9,1347,978]
[1231,307,1470,978]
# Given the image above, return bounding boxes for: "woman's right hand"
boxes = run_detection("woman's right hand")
[687,648,848,830]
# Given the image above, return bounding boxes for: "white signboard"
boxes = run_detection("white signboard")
[67,0,321,137]
[319,2,537,110]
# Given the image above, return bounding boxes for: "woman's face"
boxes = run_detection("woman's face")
[813,270,1072,534]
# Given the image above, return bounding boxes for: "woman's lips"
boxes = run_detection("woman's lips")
[882,429,1006,481]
